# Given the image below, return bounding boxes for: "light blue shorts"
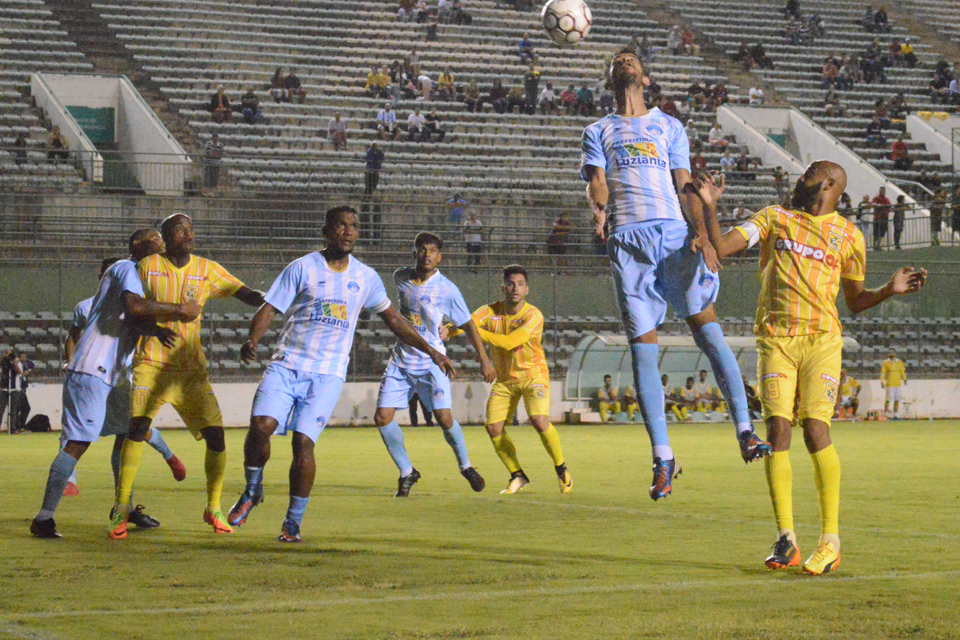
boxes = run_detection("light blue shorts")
[61,371,130,442]
[376,362,452,412]
[608,219,719,339]
[250,363,344,443]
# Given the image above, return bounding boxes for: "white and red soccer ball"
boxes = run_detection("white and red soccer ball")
[541,0,592,45]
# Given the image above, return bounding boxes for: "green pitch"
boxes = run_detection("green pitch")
[3,421,959,639]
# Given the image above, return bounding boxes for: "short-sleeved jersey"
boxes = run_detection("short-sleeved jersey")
[597,385,619,402]
[694,381,713,398]
[135,254,243,372]
[840,376,860,397]
[266,253,390,379]
[473,301,549,383]
[681,386,697,402]
[881,358,906,387]
[69,260,144,387]
[72,297,93,330]
[580,109,690,233]
[734,206,866,337]
[390,268,471,371]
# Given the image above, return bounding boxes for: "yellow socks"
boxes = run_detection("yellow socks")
[205,449,227,513]
[114,439,144,513]
[765,450,794,533]
[811,444,841,540]
[538,424,565,467]
[491,430,522,473]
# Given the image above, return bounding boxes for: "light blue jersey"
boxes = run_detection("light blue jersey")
[389,267,471,371]
[580,109,690,233]
[68,260,144,387]
[72,297,93,331]
[265,253,391,378]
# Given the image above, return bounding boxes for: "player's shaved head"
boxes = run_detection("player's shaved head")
[128,228,156,252]
[160,213,191,243]
[791,160,847,215]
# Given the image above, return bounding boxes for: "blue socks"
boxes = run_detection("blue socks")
[442,421,471,471]
[146,428,174,460]
[378,420,413,477]
[37,450,78,521]
[630,343,672,461]
[286,495,309,525]
[691,322,752,433]
[244,466,264,494]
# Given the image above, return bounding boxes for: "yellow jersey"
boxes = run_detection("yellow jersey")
[881,358,906,387]
[597,385,619,403]
[735,206,865,337]
[840,376,860,397]
[473,301,549,383]
[135,253,243,372]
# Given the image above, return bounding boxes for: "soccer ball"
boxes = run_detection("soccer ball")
[541,0,592,46]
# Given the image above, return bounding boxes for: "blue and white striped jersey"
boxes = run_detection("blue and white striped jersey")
[68,260,144,387]
[389,268,471,371]
[580,109,690,233]
[265,252,391,378]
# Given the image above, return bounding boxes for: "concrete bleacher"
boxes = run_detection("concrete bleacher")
[904,0,960,46]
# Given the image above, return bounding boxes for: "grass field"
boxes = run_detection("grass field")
[2,420,959,640]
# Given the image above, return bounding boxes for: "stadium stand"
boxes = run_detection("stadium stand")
[904,0,960,46]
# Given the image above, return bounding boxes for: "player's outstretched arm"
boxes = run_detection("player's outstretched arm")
[583,165,609,240]
[233,286,266,308]
[460,319,496,383]
[122,292,200,323]
[241,302,278,363]
[842,267,927,314]
[379,306,456,378]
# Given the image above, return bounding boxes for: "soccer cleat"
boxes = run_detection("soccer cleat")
[108,510,128,540]
[461,467,486,492]
[62,482,80,497]
[166,455,187,482]
[30,518,62,539]
[649,458,681,501]
[203,509,234,534]
[802,542,841,575]
[500,471,530,494]
[738,429,773,463]
[228,486,264,527]
[765,534,801,570]
[278,518,302,543]
[395,468,421,498]
[128,505,160,529]
[557,465,573,494]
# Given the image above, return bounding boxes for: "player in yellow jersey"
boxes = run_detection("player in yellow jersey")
[700,162,926,575]
[461,265,571,494]
[597,374,621,422]
[109,213,265,539]
[836,369,861,417]
[880,351,907,418]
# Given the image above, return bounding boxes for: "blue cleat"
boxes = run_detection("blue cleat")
[649,458,681,501]
[738,429,773,464]
[228,486,264,527]
[278,518,301,543]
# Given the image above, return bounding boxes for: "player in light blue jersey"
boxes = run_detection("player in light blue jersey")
[580,45,771,501]
[59,258,187,501]
[30,231,199,539]
[374,232,496,496]
[229,206,455,543]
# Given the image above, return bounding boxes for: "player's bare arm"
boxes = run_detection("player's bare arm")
[379,305,456,378]
[233,286,266,308]
[128,317,179,348]
[460,319,496,383]
[842,267,928,314]
[122,291,200,322]
[583,165,609,240]
[695,171,739,259]
[674,167,720,272]
[64,326,82,363]
[241,302,278,363]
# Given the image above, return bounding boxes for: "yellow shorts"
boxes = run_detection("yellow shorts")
[486,379,551,425]
[756,333,842,425]
[131,365,223,438]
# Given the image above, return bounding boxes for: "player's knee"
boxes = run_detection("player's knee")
[127,418,150,441]
[113,435,125,451]
[373,408,394,427]
[201,426,226,452]
[63,440,90,458]
[530,416,550,432]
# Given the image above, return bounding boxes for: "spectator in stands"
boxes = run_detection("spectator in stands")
[893,194,907,249]
[270,67,287,102]
[711,82,728,105]
[719,150,735,175]
[202,133,224,192]
[418,73,434,100]
[824,87,845,117]
[447,193,468,224]
[463,211,483,270]
[12,134,27,166]
[645,75,663,105]
[208,85,233,123]
[838,56,860,89]
[437,67,455,101]
[734,42,754,70]
[523,63,541,115]
[872,186,891,249]
[748,86,765,105]
[886,38,903,68]
[484,79,508,114]
[397,3,415,21]
[407,108,427,142]
[821,58,839,87]
[785,18,802,46]
[866,116,887,147]
[891,136,912,171]
[376,104,399,140]
[240,87,263,125]
[328,113,348,151]
[783,0,801,20]
[660,95,681,120]
[518,32,536,64]
[930,187,946,245]
[506,84,525,114]
[916,168,940,194]
[365,142,384,195]
[681,27,699,56]
[708,122,728,148]
[900,38,917,69]
[425,22,439,42]
[560,84,577,115]
[732,201,750,220]
[546,213,573,256]
[948,75,960,105]
[464,80,480,112]
[750,43,774,68]
[285,69,306,104]
[873,6,891,33]
[857,194,873,239]
[888,91,910,119]
[809,12,824,39]
[774,166,789,202]
[666,26,682,55]
[598,80,614,115]
[735,150,757,180]
[837,192,853,221]
[404,47,421,77]
[451,0,472,25]
[874,98,891,127]
[424,111,445,142]
[576,84,594,116]
[438,0,453,23]
[366,65,391,99]
[538,82,558,114]
[690,150,707,177]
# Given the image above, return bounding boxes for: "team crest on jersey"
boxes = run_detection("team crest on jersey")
[511,319,524,328]
[827,230,844,253]
[433,387,444,398]
[183,284,199,301]
[316,416,326,428]
[646,124,664,135]
[533,384,547,399]
[347,281,360,293]
[419,295,432,306]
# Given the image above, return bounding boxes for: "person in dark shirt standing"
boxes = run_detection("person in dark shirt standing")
[0,349,21,433]
[364,142,386,242]
[871,186,891,250]
[365,142,384,195]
